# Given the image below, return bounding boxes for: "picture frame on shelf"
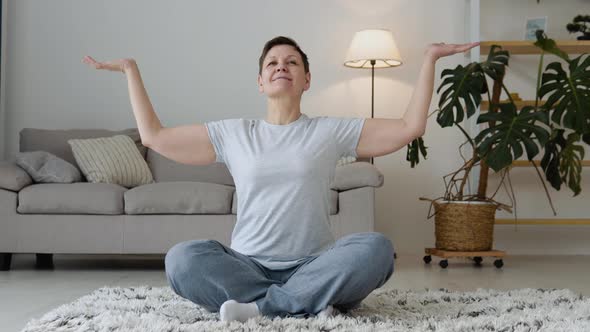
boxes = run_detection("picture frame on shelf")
[525,16,548,40]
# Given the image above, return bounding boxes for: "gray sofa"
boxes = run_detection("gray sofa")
[0,128,384,271]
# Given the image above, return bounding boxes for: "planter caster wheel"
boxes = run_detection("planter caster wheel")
[439,259,448,269]
[473,256,483,266]
[423,255,432,264]
[494,259,504,269]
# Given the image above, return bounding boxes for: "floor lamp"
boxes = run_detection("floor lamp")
[344,29,403,164]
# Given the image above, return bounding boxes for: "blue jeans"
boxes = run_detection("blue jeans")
[165,232,394,318]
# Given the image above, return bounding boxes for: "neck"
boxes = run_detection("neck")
[265,96,302,125]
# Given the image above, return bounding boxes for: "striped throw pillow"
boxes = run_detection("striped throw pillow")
[337,156,356,167]
[68,135,154,188]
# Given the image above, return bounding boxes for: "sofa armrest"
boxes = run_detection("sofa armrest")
[0,161,33,192]
[0,189,18,252]
[332,186,375,239]
[331,161,384,191]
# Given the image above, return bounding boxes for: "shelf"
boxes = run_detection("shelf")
[480,99,545,111]
[496,218,590,225]
[511,160,590,167]
[480,40,590,55]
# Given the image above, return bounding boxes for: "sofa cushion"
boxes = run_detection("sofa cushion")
[0,161,33,191]
[19,128,147,169]
[230,189,339,215]
[16,151,82,183]
[147,149,234,186]
[68,135,154,188]
[125,181,234,215]
[17,183,126,214]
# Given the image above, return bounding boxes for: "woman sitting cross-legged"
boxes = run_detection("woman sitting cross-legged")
[83,35,478,322]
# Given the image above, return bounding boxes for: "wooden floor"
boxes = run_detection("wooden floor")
[1,253,590,331]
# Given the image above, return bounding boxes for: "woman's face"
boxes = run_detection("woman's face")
[258,45,311,98]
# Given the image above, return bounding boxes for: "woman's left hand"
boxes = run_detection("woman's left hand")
[425,42,480,61]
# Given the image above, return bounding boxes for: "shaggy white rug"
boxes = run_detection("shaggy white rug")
[21,286,590,332]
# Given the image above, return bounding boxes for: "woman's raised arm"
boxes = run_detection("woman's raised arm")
[82,56,217,165]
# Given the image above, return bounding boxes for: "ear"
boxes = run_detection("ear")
[257,74,264,93]
[303,71,311,92]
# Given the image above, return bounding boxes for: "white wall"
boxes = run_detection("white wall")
[3,0,589,255]
[0,0,6,159]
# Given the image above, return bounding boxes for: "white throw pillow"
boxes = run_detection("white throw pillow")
[15,151,82,183]
[68,135,154,188]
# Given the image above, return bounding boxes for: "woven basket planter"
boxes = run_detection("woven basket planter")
[433,200,498,251]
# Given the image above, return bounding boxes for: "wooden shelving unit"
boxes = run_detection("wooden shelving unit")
[477,42,590,168]
[511,160,590,167]
[480,99,544,111]
[477,39,590,226]
[495,219,590,225]
[480,40,590,55]
[502,158,590,226]
[479,40,590,111]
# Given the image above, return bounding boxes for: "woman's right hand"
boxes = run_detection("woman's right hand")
[82,56,135,74]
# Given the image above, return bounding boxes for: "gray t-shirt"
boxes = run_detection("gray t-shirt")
[205,113,365,269]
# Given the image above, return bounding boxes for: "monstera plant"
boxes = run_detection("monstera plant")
[407,31,590,217]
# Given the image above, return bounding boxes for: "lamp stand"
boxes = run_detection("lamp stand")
[370,60,376,165]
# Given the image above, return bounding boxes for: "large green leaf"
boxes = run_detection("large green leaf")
[540,126,586,198]
[434,45,509,129]
[539,54,590,134]
[406,137,428,168]
[435,62,485,128]
[534,30,570,61]
[480,45,509,81]
[540,129,567,191]
[475,104,550,171]
[560,133,585,196]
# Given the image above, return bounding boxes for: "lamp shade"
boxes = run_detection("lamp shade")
[344,29,403,69]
